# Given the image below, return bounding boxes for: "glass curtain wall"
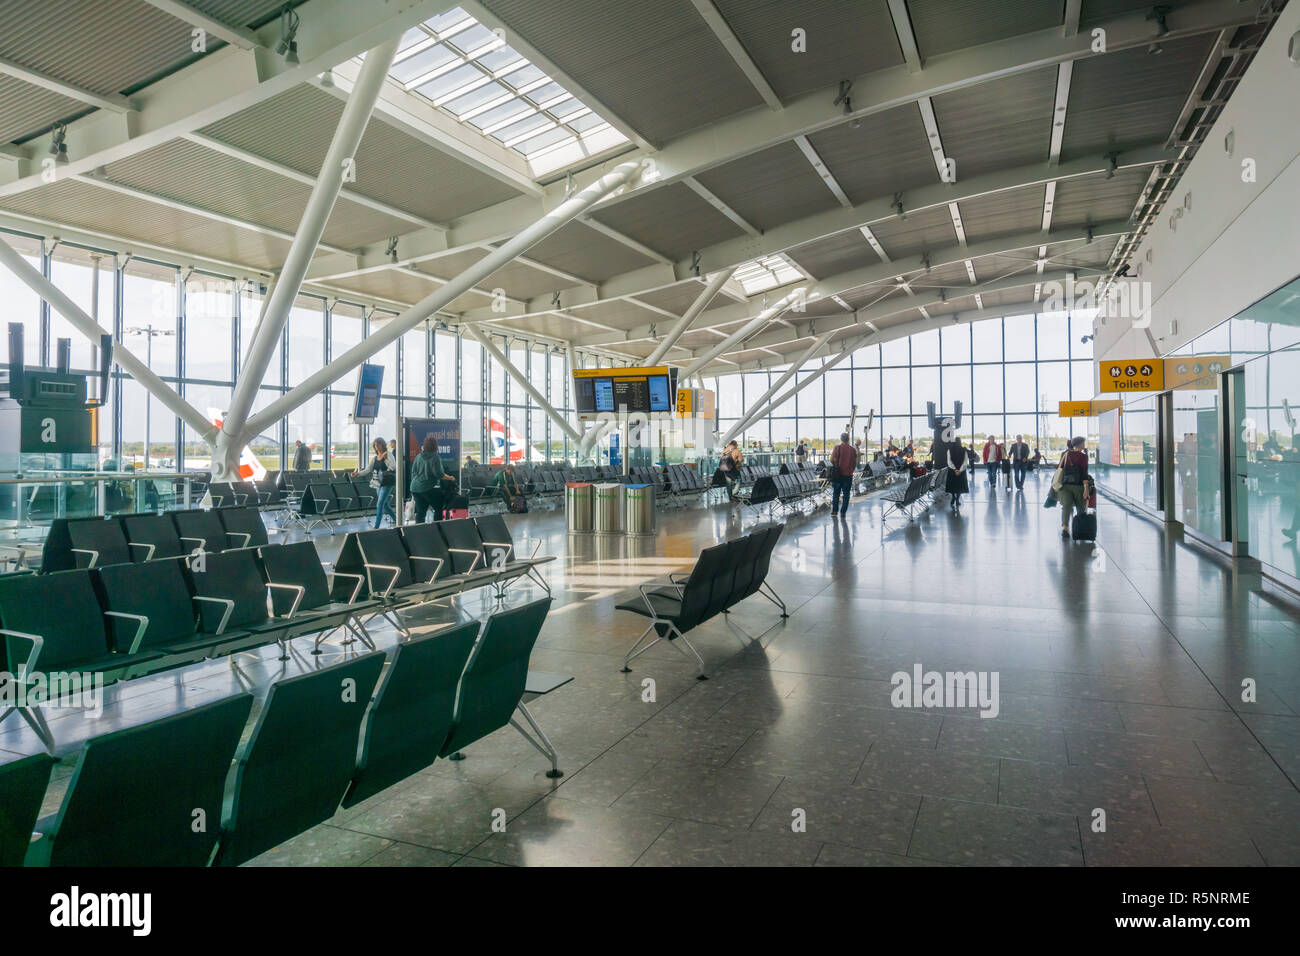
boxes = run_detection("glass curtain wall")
[721,311,1096,460]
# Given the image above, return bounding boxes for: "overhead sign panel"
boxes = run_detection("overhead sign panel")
[1165,355,1229,389]
[574,365,677,418]
[1058,399,1123,417]
[1098,359,1163,393]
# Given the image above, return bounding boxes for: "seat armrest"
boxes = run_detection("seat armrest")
[447,548,483,573]
[668,571,691,585]
[192,595,235,634]
[513,534,543,560]
[638,581,683,616]
[409,555,444,583]
[265,582,306,619]
[0,628,44,679]
[179,535,205,552]
[70,547,99,569]
[327,571,364,604]
[103,611,150,655]
[225,531,251,549]
[480,540,514,566]
[363,562,403,598]
[126,541,156,561]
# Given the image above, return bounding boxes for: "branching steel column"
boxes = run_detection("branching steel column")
[243,159,646,438]
[680,285,804,380]
[0,235,216,441]
[723,331,874,445]
[723,328,835,440]
[466,325,581,442]
[223,34,400,447]
[644,267,736,366]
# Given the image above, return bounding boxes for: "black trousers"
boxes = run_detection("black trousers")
[1012,460,1028,488]
[411,489,443,522]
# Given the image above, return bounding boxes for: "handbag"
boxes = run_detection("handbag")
[509,495,528,514]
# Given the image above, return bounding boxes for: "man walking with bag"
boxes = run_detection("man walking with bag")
[829,431,858,518]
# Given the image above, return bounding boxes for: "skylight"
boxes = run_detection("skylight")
[384,7,629,177]
[734,254,804,295]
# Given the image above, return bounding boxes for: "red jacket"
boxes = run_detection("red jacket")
[830,442,858,477]
[982,441,1004,463]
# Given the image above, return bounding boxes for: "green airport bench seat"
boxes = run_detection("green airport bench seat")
[216,654,385,867]
[121,512,187,562]
[65,516,132,570]
[98,557,252,661]
[173,508,241,553]
[258,542,376,650]
[400,522,496,594]
[440,518,547,598]
[345,528,446,603]
[440,597,552,759]
[341,620,480,808]
[185,548,304,656]
[0,753,55,866]
[26,694,253,866]
[218,506,269,548]
[473,514,556,587]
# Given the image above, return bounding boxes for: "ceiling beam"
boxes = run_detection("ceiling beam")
[687,0,782,110]
[0,55,135,114]
[794,135,852,207]
[886,0,923,73]
[140,0,263,50]
[578,216,673,265]
[181,132,444,230]
[1063,0,1083,37]
[683,177,761,237]
[0,0,464,198]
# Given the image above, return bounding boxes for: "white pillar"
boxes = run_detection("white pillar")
[224,34,401,442]
[723,329,835,441]
[644,267,735,366]
[466,325,581,442]
[242,160,646,439]
[679,285,804,381]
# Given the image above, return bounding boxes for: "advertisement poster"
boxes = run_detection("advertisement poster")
[402,417,461,486]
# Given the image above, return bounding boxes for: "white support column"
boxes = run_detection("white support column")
[680,286,805,380]
[644,267,735,367]
[242,160,646,438]
[467,325,581,442]
[723,329,835,440]
[723,332,872,445]
[0,235,215,441]
[221,33,400,467]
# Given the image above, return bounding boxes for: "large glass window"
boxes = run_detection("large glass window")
[185,273,232,383]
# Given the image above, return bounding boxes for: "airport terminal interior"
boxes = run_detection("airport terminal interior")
[1,0,1299,871]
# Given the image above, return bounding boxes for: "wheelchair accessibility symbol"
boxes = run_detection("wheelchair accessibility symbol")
[1124,365,1137,376]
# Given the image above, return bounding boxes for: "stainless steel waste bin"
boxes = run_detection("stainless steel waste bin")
[565,481,593,533]
[593,482,624,535]
[624,483,656,536]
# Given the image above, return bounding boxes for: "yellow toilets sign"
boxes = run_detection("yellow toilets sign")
[1099,359,1164,393]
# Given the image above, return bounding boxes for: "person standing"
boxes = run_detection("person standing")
[409,434,452,523]
[1007,434,1030,491]
[1055,436,1091,538]
[982,435,1004,489]
[353,437,395,528]
[947,436,970,509]
[829,431,858,517]
[292,439,312,472]
[795,439,808,464]
[720,440,743,499]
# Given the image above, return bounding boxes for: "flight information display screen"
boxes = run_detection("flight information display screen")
[647,374,671,411]
[574,377,597,413]
[593,378,614,412]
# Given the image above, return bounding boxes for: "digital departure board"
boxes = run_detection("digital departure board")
[573,365,676,417]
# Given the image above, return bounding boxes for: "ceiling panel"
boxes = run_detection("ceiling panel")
[632,279,735,316]
[568,298,664,331]
[590,181,743,261]
[515,221,655,283]
[930,67,1056,179]
[787,228,880,281]
[957,185,1046,243]
[1051,167,1147,227]
[481,0,764,144]
[867,204,958,261]
[1079,0,1196,27]
[1061,33,1215,160]
[907,0,1066,58]
[806,106,937,205]
[712,0,903,100]
[694,140,840,233]
[200,85,522,223]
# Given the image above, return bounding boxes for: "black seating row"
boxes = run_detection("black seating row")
[881,467,949,522]
[333,514,554,635]
[40,507,270,573]
[287,480,377,531]
[0,540,374,749]
[662,463,708,504]
[207,474,284,509]
[615,523,786,677]
[2,597,555,867]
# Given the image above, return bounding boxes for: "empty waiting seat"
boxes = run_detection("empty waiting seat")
[216,655,385,866]
[341,621,480,808]
[121,512,186,562]
[0,753,55,866]
[66,517,131,570]
[173,509,237,553]
[440,598,552,758]
[218,506,269,548]
[28,694,253,866]
[98,557,245,660]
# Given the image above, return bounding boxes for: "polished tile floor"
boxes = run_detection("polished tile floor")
[6,471,1299,866]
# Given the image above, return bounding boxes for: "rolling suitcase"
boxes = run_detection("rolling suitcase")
[1071,509,1097,541]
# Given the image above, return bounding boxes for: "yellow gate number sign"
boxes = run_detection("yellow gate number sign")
[676,388,692,417]
[1099,359,1164,393]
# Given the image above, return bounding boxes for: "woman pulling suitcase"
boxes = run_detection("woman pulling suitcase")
[1051,436,1096,540]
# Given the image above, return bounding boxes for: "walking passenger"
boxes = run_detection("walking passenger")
[982,435,1004,489]
[1055,436,1091,538]
[829,431,858,517]
[947,436,970,509]
[353,438,395,528]
[1007,434,1030,491]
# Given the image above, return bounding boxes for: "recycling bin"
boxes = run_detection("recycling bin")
[592,482,624,535]
[624,483,656,536]
[565,481,593,533]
